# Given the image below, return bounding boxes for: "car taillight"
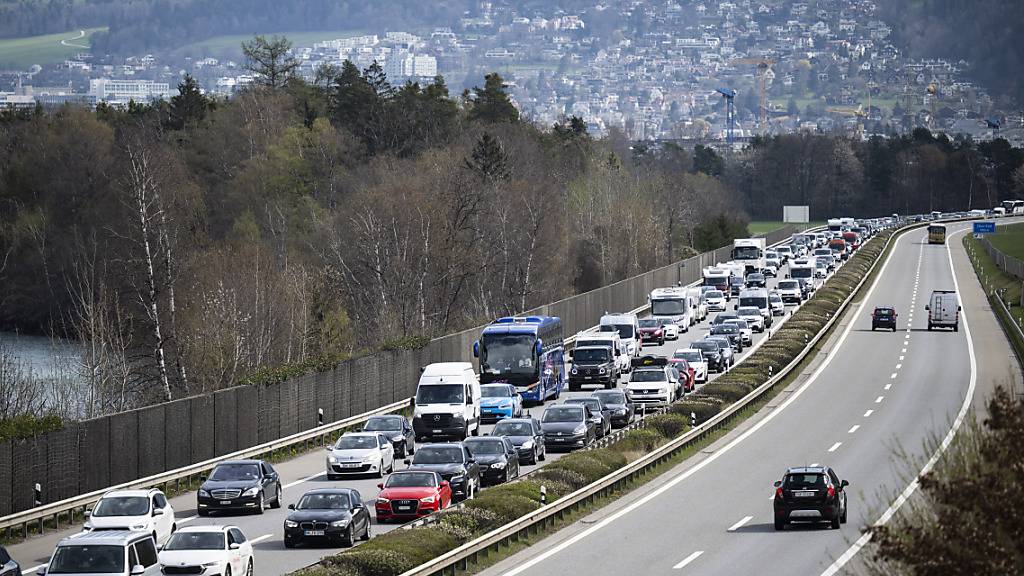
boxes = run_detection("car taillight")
[775,487,783,498]
[827,486,835,499]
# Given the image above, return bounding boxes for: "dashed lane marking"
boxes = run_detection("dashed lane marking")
[875,396,884,403]
[828,442,842,452]
[673,551,704,569]
[848,425,860,434]
[863,410,874,417]
[727,516,754,532]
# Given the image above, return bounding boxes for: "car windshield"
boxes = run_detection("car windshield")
[568,399,602,412]
[209,463,261,482]
[604,323,635,339]
[492,421,533,436]
[713,315,738,324]
[385,472,438,488]
[416,384,464,404]
[730,278,744,286]
[737,307,760,316]
[726,320,748,329]
[593,391,626,404]
[334,436,378,450]
[692,342,717,353]
[674,351,702,362]
[784,474,826,489]
[630,370,666,382]
[770,294,782,302]
[481,385,514,398]
[706,290,724,299]
[651,299,687,315]
[163,532,225,551]
[465,439,505,454]
[712,325,737,334]
[480,333,536,375]
[364,416,404,432]
[542,407,584,423]
[49,546,124,574]
[91,496,149,517]
[707,338,731,348]
[573,348,610,363]
[298,493,351,509]
[412,446,463,464]
[778,281,798,289]
[739,296,767,308]
[638,319,662,328]
[747,274,764,282]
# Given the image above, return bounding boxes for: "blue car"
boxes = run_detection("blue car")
[479,384,524,423]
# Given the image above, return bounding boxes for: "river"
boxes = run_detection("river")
[0,330,83,381]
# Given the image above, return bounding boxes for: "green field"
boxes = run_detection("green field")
[748,221,825,235]
[0,27,105,69]
[988,222,1024,260]
[176,29,369,57]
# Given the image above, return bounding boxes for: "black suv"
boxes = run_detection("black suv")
[690,340,725,373]
[745,273,766,288]
[709,324,743,352]
[569,345,619,391]
[592,389,635,428]
[406,443,481,501]
[871,306,897,331]
[773,466,848,530]
[198,459,283,515]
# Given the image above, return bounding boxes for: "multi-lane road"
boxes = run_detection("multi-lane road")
[7,236,819,576]
[477,219,1023,576]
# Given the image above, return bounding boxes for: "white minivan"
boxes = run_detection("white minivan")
[600,313,641,357]
[926,290,961,331]
[412,362,481,441]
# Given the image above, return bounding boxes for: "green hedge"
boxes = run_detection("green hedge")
[611,428,665,453]
[0,413,64,442]
[644,414,690,439]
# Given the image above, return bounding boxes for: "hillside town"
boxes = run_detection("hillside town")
[2,0,1023,145]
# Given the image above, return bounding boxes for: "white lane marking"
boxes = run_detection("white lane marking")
[895,364,902,370]
[884,384,892,390]
[178,515,198,525]
[673,551,705,569]
[848,425,860,434]
[828,442,842,452]
[899,355,905,361]
[284,471,325,489]
[810,462,820,467]
[250,534,273,544]
[890,372,898,379]
[903,340,909,346]
[821,225,980,576]
[901,348,907,353]
[875,396,884,403]
[500,229,908,576]
[727,516,754,531]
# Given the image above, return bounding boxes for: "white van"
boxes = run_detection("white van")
[736,288,773,327]
[575,331,631,374]
[412,362,481,441]
[600,313,641,358]
[687,286,708,322]
[926,291,961,331]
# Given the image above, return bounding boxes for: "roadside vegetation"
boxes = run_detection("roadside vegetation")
[963,226,1024,368]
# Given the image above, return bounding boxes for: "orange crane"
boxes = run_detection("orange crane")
[731,57,776,132]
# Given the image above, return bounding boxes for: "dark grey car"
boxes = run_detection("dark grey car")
[564,397,612,438]
[591,389,635,427]
[491,418,546,465]
[541,404,596,451]
[405,443,481,502]
[464,437,520,486]
[703,337,735,368]
[363,415,415,458]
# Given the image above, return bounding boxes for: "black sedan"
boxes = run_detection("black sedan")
[197,459,283,515]
[464,437,520,486]
[491,418,546,465]
[0,545,20,576]
[591,389,635,428]
[564,397,612,439]
[745,273,766,288]
[703,337,735,368]
[405,443,481,501]
[541,404,596,451]
[363,415,415,458]
[773,466,848,530]
[709,324,743,352]
[284,488,371,547]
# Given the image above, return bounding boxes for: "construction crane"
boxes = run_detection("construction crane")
[731,57,776,132]
[716,88,736,144]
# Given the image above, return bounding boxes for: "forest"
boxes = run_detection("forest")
[0,36,1022,426]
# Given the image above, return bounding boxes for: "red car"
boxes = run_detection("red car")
[668,357,695,392]
[375,470,452,522]
[638,318,666,346]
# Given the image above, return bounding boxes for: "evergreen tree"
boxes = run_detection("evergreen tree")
[692,145,724,177]
[465,132,511,184]
[241,35,299,89]
[468,73,519,124]
[167,74,209,130]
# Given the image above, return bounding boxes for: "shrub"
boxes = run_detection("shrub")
[700,381,753,402]
[348,526,461,567]
[0,413,63,442]
[492,479,571,504]
[533,467,588,490]
[321,549,415,576]
[671,398,724,424]
[464,492,539,525]
[547,452,618,483]
[645,414,690,439]
[611,428,664,454]
[584,448,629,470]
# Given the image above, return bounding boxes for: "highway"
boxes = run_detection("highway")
[7,236,819,576]
[475,219,1023,576]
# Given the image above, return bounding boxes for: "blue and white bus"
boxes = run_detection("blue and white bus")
[473,316,565,405]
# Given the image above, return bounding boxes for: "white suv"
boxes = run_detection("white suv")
[85,489,176,545]
[736,306,766,333]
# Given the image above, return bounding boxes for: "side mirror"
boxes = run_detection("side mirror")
[37,566,48,576]
[473,341,480,358]
[441,480,450,487]
[152,508,164,516]
[84,509,92,517]
[131,566,145,576]
[841,479,849,488]
[325,446,333,451]
[200,475,208,482]
[785,273,790,278]
[288,503,295,510]
[467,458,476,464]
[773,481,781,488]
[404,459,411,466]
[229,543,241,550]
[377,483,384,489]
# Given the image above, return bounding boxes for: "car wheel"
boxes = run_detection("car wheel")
[271,484,282,509]
[388,459,395,474]
[539,446,546,461]
[954,322,959,332]
[225,566,232,576]
[284,539,295,548]
[396,442,406,459]
[198,509,209,517]
[527,448,537,465]
[343,526,355,547]
[892,327,896,332]
[774,519,785,531]
[841,504,848,524]
[246,559,253,576]
[408,439,415,454]
[254,493,264,515]
[831,513,841,529]
[361,520,372,541]
[376,461,385,478]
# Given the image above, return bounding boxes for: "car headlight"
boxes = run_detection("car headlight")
[285,520,299,528]
[130,523,147,531]
[571,367,578,375]
[330,520,350,528]
[364,454,378,463]
[598,367,606,374]
[198,489,210,497]
[202,562,221,568]
[420,495,437,503]
[573,424,587,435]
[391,435,404,442]
[452,413,465,421]
[450,474,464,482]
[521,440,534,449]
[376,497,390,504]
[242,486,260,497]
[328,456,338,463]
[491,462,506,469]
[615,408,627,415]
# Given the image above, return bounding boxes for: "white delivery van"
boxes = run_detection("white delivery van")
[926,290,961,331]
[575,331,631,374]
[687,286,708,321]
[412,362,481,441]
[736,288,773,327]
[600,313,641,358]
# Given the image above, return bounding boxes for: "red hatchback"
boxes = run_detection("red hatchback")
[375,470,452,522]
[668,357,695,392]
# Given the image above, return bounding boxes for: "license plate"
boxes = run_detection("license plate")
[339,463,361,468]
[795,491,815,498]
[433,429,443,433]
[304,530,325,536]
[396,506,412,512]
[219,500,231,505]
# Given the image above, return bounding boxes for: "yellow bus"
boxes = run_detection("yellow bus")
[928,224,947,244]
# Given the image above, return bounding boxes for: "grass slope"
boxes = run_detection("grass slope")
[0,27,105,69]
[987,222,1024,260]
[748,220,824,235]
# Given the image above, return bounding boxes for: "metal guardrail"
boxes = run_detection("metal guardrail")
[0,399,408,537]
[0,226,804,540]
[396,220,940,576]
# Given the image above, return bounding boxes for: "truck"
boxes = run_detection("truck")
[732,238,766,275]
[649,287,694,333]
[473,316,566,406]
[926,291,960,331]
